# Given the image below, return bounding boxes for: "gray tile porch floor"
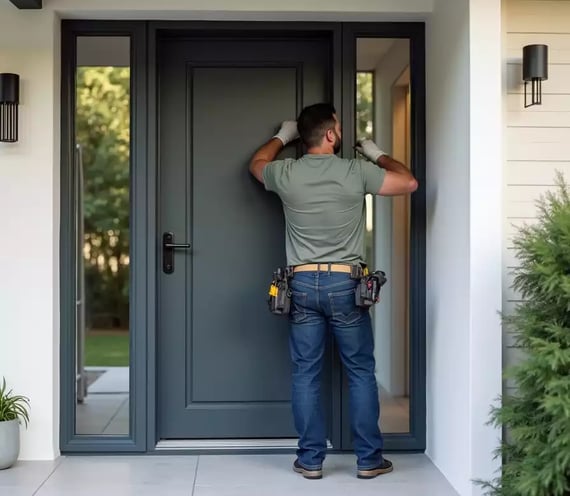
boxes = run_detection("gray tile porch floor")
[0,454,459,496]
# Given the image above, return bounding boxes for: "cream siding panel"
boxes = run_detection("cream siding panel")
[508,110,570,127]
[506,0,570,33]
[507,93,570,111]
[506,161,570,184]
[504,248,520,269]
[507,63,570,94]
[503,0,570,371]
[504,199,541,218]
[507,127,570,161]
[508,33,570,64]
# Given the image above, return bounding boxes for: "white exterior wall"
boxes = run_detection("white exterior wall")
[503,0,570,366]
[0,8,60,461]
[0,2,506,494]
[425,0,503,494]
[425,1,471,492]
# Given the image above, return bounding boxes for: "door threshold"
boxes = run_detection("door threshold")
[156,439,333,450]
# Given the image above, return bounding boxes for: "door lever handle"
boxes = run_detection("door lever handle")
[163,232,191,274]
[164,242,192,249]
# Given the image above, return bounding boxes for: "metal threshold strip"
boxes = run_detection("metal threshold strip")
[156,439,333,450]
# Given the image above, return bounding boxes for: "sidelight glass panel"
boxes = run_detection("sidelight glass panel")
[74,36,131,436]
[356,38,412,434]
[357,71,375,268]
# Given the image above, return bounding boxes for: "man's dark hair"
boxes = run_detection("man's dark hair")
[297,103,337,148]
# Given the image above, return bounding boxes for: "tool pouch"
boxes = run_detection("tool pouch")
[268,267,292,316]
[355,270,387,308]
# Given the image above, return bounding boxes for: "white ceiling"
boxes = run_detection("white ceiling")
[358,38,412,72]
[77,36,130,67]
[356,39,397,71]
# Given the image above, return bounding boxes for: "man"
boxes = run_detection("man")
[249,103,418,480]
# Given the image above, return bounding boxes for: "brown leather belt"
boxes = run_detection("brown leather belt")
[293,263,353,274]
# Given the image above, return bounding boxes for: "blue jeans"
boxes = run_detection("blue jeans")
[288,270,385,470]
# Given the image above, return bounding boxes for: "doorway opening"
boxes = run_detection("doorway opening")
[60,20,426,454]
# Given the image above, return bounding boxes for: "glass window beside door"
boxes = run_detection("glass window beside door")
[74,36,131,437]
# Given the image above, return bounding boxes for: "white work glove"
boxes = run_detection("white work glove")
[273,121,299,146]
[355,139,387,163]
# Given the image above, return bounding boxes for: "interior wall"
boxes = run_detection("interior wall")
[391,78,411,398]
[368,39,410,396]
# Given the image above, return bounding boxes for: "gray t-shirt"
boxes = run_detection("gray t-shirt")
[262,154,385,266]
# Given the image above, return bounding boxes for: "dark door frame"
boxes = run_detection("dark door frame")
[341,23,426,452]
[60,19,426,455]
[60,20,148,453]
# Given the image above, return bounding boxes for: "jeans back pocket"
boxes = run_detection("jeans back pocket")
[329,288,361,325]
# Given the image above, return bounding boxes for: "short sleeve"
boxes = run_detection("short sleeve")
[359,160,386,194]
[261,161,283,192]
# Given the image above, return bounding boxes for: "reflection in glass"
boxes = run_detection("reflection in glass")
[356,38,411,434]
[74,36,131,436]
[356,71,375,266]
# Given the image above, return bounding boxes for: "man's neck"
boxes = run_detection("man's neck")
[306,145,335,155]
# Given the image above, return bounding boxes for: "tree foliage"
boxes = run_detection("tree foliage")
[76,67,130,329]
[478,174,570,496]
[356,72,373,140]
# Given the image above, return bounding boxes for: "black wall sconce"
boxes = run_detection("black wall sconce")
[0,73,20,143]
[523,44,548,108]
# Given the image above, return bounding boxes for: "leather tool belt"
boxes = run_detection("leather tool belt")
[267,263,386,315]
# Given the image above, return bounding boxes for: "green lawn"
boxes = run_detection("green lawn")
[85,332,129,367]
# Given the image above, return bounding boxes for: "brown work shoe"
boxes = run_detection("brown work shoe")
[293,459,323,480]
[357,458,394,479]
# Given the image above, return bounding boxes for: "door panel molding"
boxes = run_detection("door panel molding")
[157,36,332,440]
[148,25,344,453]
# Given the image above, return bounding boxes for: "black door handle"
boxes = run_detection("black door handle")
[164,242,192,249]
[163,232,191,274]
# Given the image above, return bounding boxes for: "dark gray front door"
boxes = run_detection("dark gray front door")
[158,35,334,439]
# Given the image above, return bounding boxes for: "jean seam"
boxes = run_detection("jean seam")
[290,292,308,323]
[320,280,357,290]
[357,463,383,470]
[329,294,361,325]
[291,279,316,291]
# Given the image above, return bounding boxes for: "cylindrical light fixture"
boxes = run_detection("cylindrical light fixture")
[0,73,20,143]
[523,45,548,108]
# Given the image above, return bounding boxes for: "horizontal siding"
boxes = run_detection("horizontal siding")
[506,1,570,33]
[508,110,570,127]
[504,199,541,218]
[503,271,519,301]
[503,0,570,372]
[507,183,558,201]
[507,127,570,161]
[505,217,537,246]
[507,33,570,63]
[507,93,570,112]
[504,248,520,269]
[507,63,570,94]
[506,161,570,184]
